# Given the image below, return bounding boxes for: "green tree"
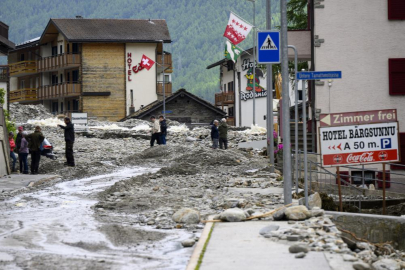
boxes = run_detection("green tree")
[0,88,16,135]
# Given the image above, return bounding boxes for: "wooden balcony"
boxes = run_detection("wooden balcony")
[38,83,81,100]
[156,53,173,73]
[227,117,235,126]
[0,65,8,82]
[215,91,235,105]
[37,53,81,72]
[157,82,172,96]
[9,88,37,103]
[9,61,37,77]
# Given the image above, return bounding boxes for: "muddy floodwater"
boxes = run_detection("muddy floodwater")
[0,167,195,270]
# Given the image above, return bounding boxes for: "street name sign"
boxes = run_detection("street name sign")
[320,109,397,127]
[320,122,400,167]
[257,31,280,64]
[297,71,342,80]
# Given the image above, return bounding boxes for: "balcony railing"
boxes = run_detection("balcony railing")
[9,61,37,77]
[9,88,38,103]
[157,81,172,95]
[156,53,173,73]
[0,65,8,82]
[38,82,81,100]
[38,53,81,72]
[215,91,235,105]
[227,117,235,126]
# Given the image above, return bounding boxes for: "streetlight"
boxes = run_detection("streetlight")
[246,0,256,126]
[156,40,166,118]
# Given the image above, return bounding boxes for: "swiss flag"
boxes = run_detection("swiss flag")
[223,12,253,45]
[140,54,155,71]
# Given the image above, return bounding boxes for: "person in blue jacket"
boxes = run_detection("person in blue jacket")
[211,120,219,149]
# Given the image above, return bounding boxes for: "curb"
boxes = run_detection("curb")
[186,218,215,270]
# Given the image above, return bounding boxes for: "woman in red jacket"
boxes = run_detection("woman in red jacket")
[9,132,17,172]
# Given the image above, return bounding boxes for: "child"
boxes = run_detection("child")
[8,132,17,172]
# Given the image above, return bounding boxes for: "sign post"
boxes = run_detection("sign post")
[336,166,343,212]
[383,163,386,215]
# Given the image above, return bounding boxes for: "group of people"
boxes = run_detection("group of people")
[211,118,228,149]
[150,115,167,147]
[8,117,75,175]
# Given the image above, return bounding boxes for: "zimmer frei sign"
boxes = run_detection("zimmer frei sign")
[126,54,155,81]
[319,109,400,166]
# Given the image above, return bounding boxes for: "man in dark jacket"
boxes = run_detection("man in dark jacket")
[159,115,167,145]
[27,126,44,174]
[211,120,219,149]
[218,118,228,150]
[15,126,24,172]
[58,117,75,167]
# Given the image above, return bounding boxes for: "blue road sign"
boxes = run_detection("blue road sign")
[257,31,280,64]
[162,110,173,114]
[297,71,342,80]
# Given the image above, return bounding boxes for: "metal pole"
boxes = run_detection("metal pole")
[162,41,166,119]
[302,71,308,208]
[266,0,274,173]
[281,0,292,205]
[337,166,343,212]
[288,45,298,192]
[383,163,386,215]
[252,0,256,126]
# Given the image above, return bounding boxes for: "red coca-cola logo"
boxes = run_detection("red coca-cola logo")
[333,155,343,164]
[378,151,388,161]
[347,152,374,163]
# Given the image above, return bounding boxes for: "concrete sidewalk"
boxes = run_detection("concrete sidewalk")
[188,221,354,270]
[0,174,60,192]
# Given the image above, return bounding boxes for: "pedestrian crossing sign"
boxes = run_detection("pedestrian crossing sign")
[257,31,280,64]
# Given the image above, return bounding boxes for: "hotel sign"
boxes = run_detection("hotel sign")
[126,53,155,81]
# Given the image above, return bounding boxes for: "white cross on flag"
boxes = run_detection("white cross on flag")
[223,12,253,45]
[140,54,155,71]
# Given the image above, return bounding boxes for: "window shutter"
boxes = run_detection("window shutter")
[388,0,405,20]
[391,132,405,170]
[389,59,405,95]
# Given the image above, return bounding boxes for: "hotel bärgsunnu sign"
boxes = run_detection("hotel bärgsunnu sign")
[319,109,400,167]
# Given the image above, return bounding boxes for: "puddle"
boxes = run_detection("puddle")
[0,167,195,270]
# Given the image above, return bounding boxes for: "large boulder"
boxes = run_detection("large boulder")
[299,192,322,210]
[172,208,200,224]
[272,208,286,221]
[219,208,247,222]
[285,205,311,221]
[372,259,400,270]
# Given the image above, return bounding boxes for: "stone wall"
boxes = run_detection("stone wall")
[81,43,125,121]
[141,95,224,124]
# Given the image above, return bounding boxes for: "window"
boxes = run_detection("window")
[60,74,63,83]
[72,70,79,82]
[20,80,25,89]
[60,45,63,54]
[391,132,405,170]
[61,102,64,113]
[20,54,25,61]
[388,0,405,20]
[72,43,79,54]
[67,72,70,82]
[164,75,170,82]
[228,81,234,92]
[51,74,58,85]
[67,101,71,111]
[52,102,58,114]
[229,107,234,117]
[389,59,405,95]
[73,99,79,111]
[298,90,303,101]
[223,84,226,92]
[52,46,58,56]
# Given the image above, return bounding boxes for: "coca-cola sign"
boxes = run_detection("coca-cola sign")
[320,121,400,166]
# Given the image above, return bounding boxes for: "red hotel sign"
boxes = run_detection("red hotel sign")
[320,109,397,127]
[319,120,400,167]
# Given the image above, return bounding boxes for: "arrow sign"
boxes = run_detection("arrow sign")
[320,114,331,126]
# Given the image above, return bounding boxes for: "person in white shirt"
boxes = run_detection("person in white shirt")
[150,116,161,147]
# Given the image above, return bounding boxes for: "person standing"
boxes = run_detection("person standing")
[159,115,167,145]
[58,117,75,167]
[218,118,228,150]
[8,132,17,172]
[19,131,29,174]
[211,120,219,149]
[27,126,44,175]
[150,116,161,147]
[15,126,23,172]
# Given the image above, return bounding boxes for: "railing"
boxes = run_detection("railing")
[37,53,81,72]
[9,61,37,76]
[156,54,173,73]
[157,81,172,95]
[9,88,37,103]
[38,82,81,100]
[227,117,235,126]
[0,65,8,81]
[215,91,235,105]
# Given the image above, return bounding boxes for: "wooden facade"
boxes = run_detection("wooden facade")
[81,43,126,121]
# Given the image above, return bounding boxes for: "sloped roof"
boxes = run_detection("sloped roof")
[40,18,171,43]
[122,89,226,121]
